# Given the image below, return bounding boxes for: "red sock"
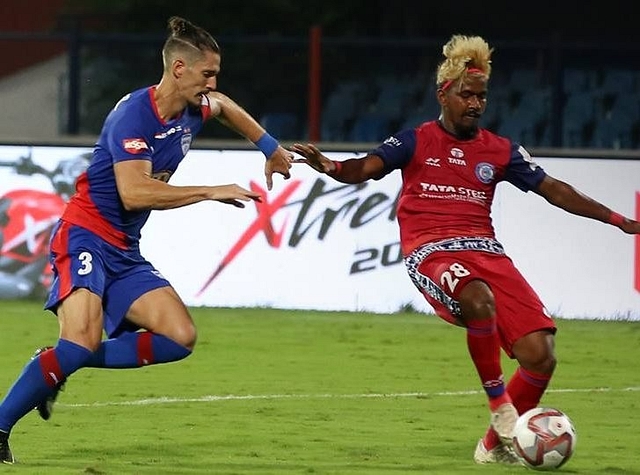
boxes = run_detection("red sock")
[482,367,551,450]
[506,366,551,414]
[482,426,503,450]
[466,318,506,401]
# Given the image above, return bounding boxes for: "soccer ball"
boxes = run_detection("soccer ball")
[512,407,577,470]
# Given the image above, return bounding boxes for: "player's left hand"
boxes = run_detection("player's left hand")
[619,218,640,234]
[264,146,292,190]
[290,143,333,173]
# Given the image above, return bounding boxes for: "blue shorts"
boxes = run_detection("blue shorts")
[44,221,170,337]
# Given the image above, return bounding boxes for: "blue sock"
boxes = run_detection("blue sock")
[0,339,92,432]
[86,332,191,368]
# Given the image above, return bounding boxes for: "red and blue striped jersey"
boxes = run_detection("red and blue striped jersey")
[371,120,547,255]
[61,86,211,249]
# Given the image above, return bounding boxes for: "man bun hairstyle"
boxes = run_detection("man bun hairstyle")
[162,16,220,68]
[436,35,492,91]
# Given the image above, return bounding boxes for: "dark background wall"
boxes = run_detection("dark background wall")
[1,0,638,149]
[58,0,638,42]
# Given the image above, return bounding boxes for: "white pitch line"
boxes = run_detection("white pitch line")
[60,386,640,408]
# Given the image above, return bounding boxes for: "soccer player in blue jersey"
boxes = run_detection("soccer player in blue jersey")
[0,16,294,464]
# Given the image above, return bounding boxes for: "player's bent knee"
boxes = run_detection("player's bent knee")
[60,324,105,352]
[513,331,557,374]
[458,280,496,319]
[522,354,556,375]
[166,321,197,350]
[538,349,557,374]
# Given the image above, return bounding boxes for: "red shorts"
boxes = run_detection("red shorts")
[404,238,556,357]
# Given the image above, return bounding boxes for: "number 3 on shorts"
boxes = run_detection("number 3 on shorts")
[77,251,93,276]
[440,262,470,293]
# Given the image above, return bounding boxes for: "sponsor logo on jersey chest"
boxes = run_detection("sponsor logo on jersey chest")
[448,147,467,166]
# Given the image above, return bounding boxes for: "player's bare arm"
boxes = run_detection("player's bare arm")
[535,175,640,233]
[207,91,292,190]
[114,159,261,210]
[291,142,385,184]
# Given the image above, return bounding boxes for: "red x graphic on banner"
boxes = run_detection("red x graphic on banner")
[196,179,301,296]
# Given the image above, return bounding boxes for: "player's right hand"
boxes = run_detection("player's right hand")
[290,143,333,174]
[619,218,640,234]
[264,145,293,190]
[211,184,262,208]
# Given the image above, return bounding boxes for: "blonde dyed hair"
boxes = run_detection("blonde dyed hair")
[436,35,493,88]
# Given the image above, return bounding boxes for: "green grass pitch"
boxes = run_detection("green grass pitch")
[0,300,639,474]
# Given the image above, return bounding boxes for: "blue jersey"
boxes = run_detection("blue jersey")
[61,86,211,249]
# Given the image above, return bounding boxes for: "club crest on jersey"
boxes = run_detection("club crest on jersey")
[475,162,495,184]
[122,138,149,154]
[181,133,192,155]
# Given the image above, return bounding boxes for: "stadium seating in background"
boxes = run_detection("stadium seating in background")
[320,80,373,141]
[508,69,540,93]
[596,69,636,95]
[370,75,423,124]
[589,94,640,148]
[499,87,553,146]
[400,84,440,130]
[563,68,598,94]
[481,88,510,133]
[399,112,429,131]
[319,66,639,148]
[562,91,597,148]
[259,112,300,141]
[348,113,390,142]
[586,69,640,148]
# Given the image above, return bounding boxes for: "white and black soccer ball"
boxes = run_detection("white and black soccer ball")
[512,407,577,470]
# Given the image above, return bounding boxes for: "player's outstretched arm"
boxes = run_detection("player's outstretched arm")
[206,184,262,208]
[114,160,260,211]
[536,175,640,234]
[291,142,385,184]
[207,91,292,190]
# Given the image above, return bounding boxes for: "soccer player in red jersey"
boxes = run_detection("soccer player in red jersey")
[0,16,293,464]
[292,35,640,465]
